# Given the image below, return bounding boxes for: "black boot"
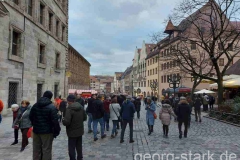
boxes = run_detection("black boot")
[11,140,18,145]
[179,131,182,139]
[148,125,151,135]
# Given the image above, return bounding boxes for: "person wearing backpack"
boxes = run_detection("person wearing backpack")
[159,99,176,138]
[63,95,87,160]
[29,91,61,160]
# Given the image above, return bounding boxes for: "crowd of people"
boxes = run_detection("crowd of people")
[0,90,213,160]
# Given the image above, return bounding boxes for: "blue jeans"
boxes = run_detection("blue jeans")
[0,114,2,123]
[93,118,104,139]
[111,120,118,135]
[88,113,93,131]
[103,113,110,131]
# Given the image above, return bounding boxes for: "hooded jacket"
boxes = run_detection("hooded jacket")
[29,97,60,137]
[63,102,87,137]
[159,104,176,125]
[177,100,191,121]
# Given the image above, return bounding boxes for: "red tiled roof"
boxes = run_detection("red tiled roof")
[145,44,156,54]
[164,20,178,34]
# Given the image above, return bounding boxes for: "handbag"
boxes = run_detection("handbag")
[27,127,33,138]
[111,104,121,122]
[153,112,157,119]
[14,110,27,129]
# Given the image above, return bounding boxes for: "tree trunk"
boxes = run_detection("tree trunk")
[217,78,224,105]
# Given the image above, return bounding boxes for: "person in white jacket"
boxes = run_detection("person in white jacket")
[109,96,121,138]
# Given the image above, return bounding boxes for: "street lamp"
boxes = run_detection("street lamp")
[168,74,181,107]
[150,80,158,103]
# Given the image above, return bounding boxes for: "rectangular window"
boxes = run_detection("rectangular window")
[37,84,43,101]
[56,20,59,37]
[155,68,157,74]
[54,84,59,98]
[161,64,163,70]
[39,44,45,64]
[218,43,223,50]
[12,31,20,56]
[150,70,152,75]
[55,53,60,69]
[148,60,149,66]
[62,26,65,41]
[155,57,158,63]
[192,58,197,64]
[164,75,166,83]
[228,43,233,51]
[219,58,224,66]
[191,42,196,50]
[148,70,149,76]
[148,80,149,87]
[8,82,18,108]
[152,58,154,64]
[27,0,32,16]
[139,82,140,87]
[49,12,53,31]
[144,81,146,87]
[161,76,163,83]
[13,0,18,5]
[40,3,45,25]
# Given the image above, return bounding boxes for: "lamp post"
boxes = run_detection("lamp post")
[150,80,158,104]
[168,74,181,107]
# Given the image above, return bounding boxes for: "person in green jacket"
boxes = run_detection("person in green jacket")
[63,95,87,160]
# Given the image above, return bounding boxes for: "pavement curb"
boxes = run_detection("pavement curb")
[203,115,240,127]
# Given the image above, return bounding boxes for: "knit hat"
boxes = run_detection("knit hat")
[67,95,76,102]
[180,96,186,100]
[43,91,53,99]
[11,104,19,109]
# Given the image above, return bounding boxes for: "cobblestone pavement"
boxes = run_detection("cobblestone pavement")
[1,104,240,160]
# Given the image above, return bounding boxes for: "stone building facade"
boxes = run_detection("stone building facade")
[67,44,91,91]
[0,0,68,112]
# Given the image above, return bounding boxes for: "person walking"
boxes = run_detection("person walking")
[0,99,3,123]
[209,95,215,110]
[159,100,176,138]
[103,97,111,131]
[29,91,61,160]
[202,93,209,112]
[76,94,85,107]
[194,94,202,122]
[11,104,20,145]
[14,100,32,152]
[59,98,67,122]
[109,96,121,138]
[177,97,191,139]
[92,95,106,141]
[63,95,87,160]
[120,96,135,143]
[186,96,193,128]
[86,94,96,133]
[145,97,156,135]
[135,97,141,119]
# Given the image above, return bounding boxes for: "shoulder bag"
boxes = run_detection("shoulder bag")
[111,104,121,122]
[14,110,27,128]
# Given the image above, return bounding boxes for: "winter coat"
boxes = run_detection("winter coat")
[145,102,156,125]
[120,100,135,120]
[0,100,3,113]
[86,98,95,114]
[194,98,202,111]
[92,99,104,120]
[29,97,61,137]
[203,95,209,105]
[59,101,67,117]
[159,104,176,125]
[76,98,85,107]
[177,100,191,122]
[63,102,87,137]
[103,100,110,113]
[109,103,121,120]
[14,105,32,129]
[134,99,141,112]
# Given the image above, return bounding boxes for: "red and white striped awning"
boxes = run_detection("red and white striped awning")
[68,89,77,94]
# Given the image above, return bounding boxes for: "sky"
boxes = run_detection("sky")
[68,0,179,75]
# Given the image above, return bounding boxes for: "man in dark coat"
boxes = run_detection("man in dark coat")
[29,91,61,160]
[208,95,215,110]
[120,96,136,143]
[194,94,202,122]
[177,97,191,139]
[86,94,96,133]
[63,95,87,160]
[134,97,141,119]
[59,98,67,122]
[76,94,85,107]
[92,95,106,141]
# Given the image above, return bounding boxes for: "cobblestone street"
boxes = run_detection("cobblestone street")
[1,105,240,160]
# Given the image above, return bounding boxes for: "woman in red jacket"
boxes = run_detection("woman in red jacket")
[103,97,111,131]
